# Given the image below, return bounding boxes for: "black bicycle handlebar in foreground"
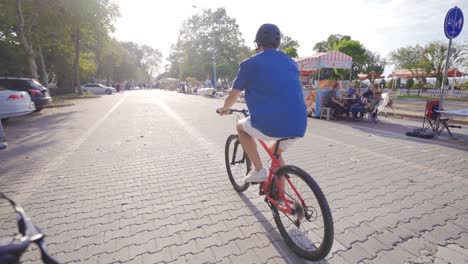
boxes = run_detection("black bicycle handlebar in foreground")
[216,109,249,117]
[0,193,60,264]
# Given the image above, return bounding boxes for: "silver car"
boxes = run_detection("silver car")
[0,88,35,120]
[81,83,117,95]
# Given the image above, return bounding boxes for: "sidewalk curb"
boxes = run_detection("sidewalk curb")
[390,113,468,125]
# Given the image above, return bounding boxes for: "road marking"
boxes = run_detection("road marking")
[12,94,129,202]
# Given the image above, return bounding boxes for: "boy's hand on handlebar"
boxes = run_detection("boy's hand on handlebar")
[216,108,229,116]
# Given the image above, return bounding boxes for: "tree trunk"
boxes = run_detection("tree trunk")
[72,28,82,95]
[38,46,48,87]
[15,0,38,79]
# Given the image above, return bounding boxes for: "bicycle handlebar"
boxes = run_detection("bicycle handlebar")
[216,109,249,117]
[0,193,60,264]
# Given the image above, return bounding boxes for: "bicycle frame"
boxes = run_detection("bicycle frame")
[257,139,307,215]
[223,108,307,216]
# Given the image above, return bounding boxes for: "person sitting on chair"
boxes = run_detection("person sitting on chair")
[323,83,344,118]
[350,91,382,121]
[305,90,316,117]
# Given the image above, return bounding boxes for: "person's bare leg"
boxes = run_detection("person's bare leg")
[237,123,263,171]
[269,141,286,189]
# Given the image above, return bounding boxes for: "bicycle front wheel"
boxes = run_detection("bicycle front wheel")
[224,134,251,192]
[271,165,334,261]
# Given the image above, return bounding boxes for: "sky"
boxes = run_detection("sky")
[113,0,468,75]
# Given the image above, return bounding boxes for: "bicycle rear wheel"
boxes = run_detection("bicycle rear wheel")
[270,165,334,261]
[224,134,251,192]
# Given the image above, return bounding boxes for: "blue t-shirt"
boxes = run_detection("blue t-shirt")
[232,49,307,138]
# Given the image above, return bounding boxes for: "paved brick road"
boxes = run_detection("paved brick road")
[1,90,468,264]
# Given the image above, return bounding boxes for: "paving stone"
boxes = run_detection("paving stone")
[3,91,468,264]
[184,248,216,264]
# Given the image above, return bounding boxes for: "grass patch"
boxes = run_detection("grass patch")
[396,94,468,102]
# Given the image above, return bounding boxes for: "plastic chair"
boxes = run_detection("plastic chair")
[377,92,396,117]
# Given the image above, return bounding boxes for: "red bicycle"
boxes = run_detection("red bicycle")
[222,109,334,261]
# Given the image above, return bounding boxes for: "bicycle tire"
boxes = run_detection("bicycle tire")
[270,165,334,261]
[224,134,251,192]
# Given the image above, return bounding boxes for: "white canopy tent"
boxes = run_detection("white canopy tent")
[295,50,353,88]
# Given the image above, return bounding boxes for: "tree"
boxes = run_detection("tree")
[140,45,162,82]
[62,0,119,94]
[284,46,298,58]
[390,45,430,81]
[362,51,386,79]
[168,8,246,82]
[423,40,461,86]
[313,34,350,52]
[333,39,367,79]
[406,78,414,89]
[0,0,47,79]
[279,34,299,51]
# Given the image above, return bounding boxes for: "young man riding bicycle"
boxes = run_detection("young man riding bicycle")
[218,23,307,183]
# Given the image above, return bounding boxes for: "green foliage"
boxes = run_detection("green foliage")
[406,78,414,89]
[389,45,431,80]
[216,64,237,81]
[284,46,298,58]
[461,82,468,91]
[168,8,246,82]
[279,35,299,51]
[333,39,367,79]
[313,34,350,52]
[387,79,394,89]
[362,51,386,77]
[0,0,162,94]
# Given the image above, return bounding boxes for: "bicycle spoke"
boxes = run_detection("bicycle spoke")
[272,166,333,260]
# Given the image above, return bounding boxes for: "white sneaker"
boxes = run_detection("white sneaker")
[242,168,268,183]
[0,138,7,150]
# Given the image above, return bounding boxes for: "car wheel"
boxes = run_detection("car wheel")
[34,107,44,112]
[82,89,88,93]
[105,89,112,95]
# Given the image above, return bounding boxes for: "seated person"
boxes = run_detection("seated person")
[323,83,344,118]
[350,91,382,121]
[305,90,316,116]
[362,84,378,101]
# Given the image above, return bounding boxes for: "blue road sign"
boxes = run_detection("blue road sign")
[445,6,464,39]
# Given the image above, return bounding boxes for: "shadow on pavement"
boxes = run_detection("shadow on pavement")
[0,110,79,172]
[315,116,468,152]
[237,192,329,264]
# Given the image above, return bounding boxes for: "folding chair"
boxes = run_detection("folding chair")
[377,92,396,117]
[366,106,379,123]
[422,100,461,137]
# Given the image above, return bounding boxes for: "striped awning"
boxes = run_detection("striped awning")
[295,51,353,70]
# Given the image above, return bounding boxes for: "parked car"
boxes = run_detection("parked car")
[81,83,116,95]
[197,88,216,97]
[0,77,52,112]
[0,88,35,120]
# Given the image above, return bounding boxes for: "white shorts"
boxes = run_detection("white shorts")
[238,117,299,151]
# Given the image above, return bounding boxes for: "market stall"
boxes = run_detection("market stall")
[295,51,353,117]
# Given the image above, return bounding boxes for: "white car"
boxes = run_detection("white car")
[197,88,216,97]
[0,89,35,120]
[81,83,116,95]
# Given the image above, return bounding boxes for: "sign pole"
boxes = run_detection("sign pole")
[439,37,453,110]
[439,6,464,110]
